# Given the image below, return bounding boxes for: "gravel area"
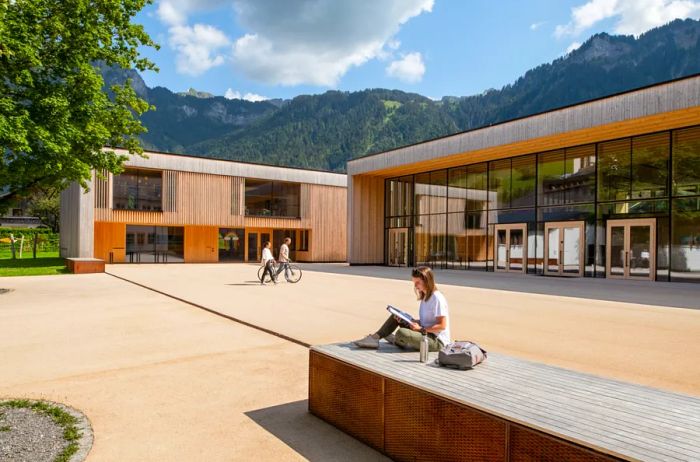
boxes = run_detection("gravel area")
[0,407,66,462]
[0,401,93,462]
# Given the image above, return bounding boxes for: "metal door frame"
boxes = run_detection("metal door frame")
[605,218,656,280]
[543,221,585,277]
[388,228,409,267]
[494,223,527,273]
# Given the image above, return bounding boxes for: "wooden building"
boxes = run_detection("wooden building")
[347,74,700,282]
[60,150,347,264]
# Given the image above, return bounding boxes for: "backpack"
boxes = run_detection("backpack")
[436,341,487,370]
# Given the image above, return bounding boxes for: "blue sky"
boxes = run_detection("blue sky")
[135,0,700,101]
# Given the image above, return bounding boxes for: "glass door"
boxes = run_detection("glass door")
[493,224,527,273]
[606,219,656,280]
[388,228,409,266]
[544,221,584,277]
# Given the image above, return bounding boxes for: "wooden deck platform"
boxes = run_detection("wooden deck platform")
[309,342,700,462]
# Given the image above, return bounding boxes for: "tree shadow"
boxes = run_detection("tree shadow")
[244,400,389,462]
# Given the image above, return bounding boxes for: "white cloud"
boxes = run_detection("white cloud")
[386,52,426,83]
[169,24,230,76]
[555,0,700,38]
[230,0,434,86]
[566,41,583,54]
[224,88,268,101]
[530,21,547,31]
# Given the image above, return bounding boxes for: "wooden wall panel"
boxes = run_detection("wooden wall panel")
[348,176,384,264]
[304,184,347,262]
[184,225,219,263]
[94,222,126,263]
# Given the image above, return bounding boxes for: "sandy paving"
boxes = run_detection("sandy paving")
[0,274,387,461]
[108,263,700,395]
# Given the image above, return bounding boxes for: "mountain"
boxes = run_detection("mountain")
[103,18,700,171]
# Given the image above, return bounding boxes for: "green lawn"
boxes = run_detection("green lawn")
[0,251,68,277]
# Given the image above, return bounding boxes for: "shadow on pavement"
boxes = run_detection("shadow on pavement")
[245,400,388,462]
[297,264,700,310]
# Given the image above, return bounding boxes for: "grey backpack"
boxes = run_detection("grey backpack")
[436,341,487,370]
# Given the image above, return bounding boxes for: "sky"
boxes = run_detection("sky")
[135,0,700,101]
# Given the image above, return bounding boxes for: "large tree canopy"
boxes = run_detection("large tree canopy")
[0,0,157,212]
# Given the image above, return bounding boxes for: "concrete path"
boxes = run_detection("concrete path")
[108,263,700,396]
[0,274,388,461]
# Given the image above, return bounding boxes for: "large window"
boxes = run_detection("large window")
[125,225,183,263]
[673,127,700,197]
[113,169,163,211]
[218,228,245,262]
[598,133,669,202]
[538,145,595,206]
[245,179,300,217]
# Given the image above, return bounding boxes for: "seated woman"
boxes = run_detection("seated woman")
[354,266,450,351]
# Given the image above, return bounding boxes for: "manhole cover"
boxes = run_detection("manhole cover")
[0,289,12,295]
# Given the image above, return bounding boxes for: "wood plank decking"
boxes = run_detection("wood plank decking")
[309,342,700,462]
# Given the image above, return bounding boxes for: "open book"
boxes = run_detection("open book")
[386,305,415,326]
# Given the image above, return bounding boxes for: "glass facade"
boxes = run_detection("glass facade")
[113,169,163,211]
[384,125,700,282]
[245,179,300,217]
[125,225,184,263]
[218,228,245,262]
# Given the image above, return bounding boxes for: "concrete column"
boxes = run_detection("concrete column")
[59,180,95,258]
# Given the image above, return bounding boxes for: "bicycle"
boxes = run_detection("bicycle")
[258,261,303,283]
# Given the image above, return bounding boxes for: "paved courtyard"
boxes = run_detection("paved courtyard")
[1,264,700,461]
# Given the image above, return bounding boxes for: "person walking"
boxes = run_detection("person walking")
[353,266,450,351]
[275,237,292,280]
[260,241,277,285]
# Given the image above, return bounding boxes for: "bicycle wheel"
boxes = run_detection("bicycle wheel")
[258,266,273,283]
[285,264,302,283]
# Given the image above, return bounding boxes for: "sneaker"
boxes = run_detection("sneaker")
[353,334,379,349]
[385,334,396,345]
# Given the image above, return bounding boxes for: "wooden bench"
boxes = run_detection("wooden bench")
[65,258,105,274]
[309,343,700,462]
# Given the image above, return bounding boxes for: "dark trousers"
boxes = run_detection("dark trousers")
[261,261,276,283]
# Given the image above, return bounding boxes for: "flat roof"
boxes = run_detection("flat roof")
[348,73,700,177]
[110,148,347,188]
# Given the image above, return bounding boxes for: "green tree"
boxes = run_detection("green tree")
[25,187,60,232]
[0,0,158,213]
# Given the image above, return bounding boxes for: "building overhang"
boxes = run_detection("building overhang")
[108,148,347,188]
[347,75,700,178]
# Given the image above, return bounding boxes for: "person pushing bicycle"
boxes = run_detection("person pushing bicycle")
[275,237,292,279]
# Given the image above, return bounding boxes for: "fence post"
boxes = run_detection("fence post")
[33,234,38,259]
[9,234,16,259]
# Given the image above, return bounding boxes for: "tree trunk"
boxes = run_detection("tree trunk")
[10,235,16,260]
[33,234,38,259]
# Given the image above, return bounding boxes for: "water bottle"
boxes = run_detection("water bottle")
[419,334,429,363]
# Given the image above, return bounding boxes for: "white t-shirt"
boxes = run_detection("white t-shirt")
[261,247,274,265]
[418,290,451,346]
[278,243,289,262]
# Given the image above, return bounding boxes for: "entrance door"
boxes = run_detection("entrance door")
[606,219,656,280]
[246,229,272,263]
[544,221,585,277]
[388,228,409,266]
[494,224,527,273]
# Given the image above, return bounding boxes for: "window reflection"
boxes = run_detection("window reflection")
[673,127,700,197]
[245,179,300,217]
[113,169,163,211]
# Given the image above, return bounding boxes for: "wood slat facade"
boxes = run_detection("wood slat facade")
[84,151,347,264]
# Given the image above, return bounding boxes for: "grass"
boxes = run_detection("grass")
[0,400,81,462]
[0,251,68,277]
